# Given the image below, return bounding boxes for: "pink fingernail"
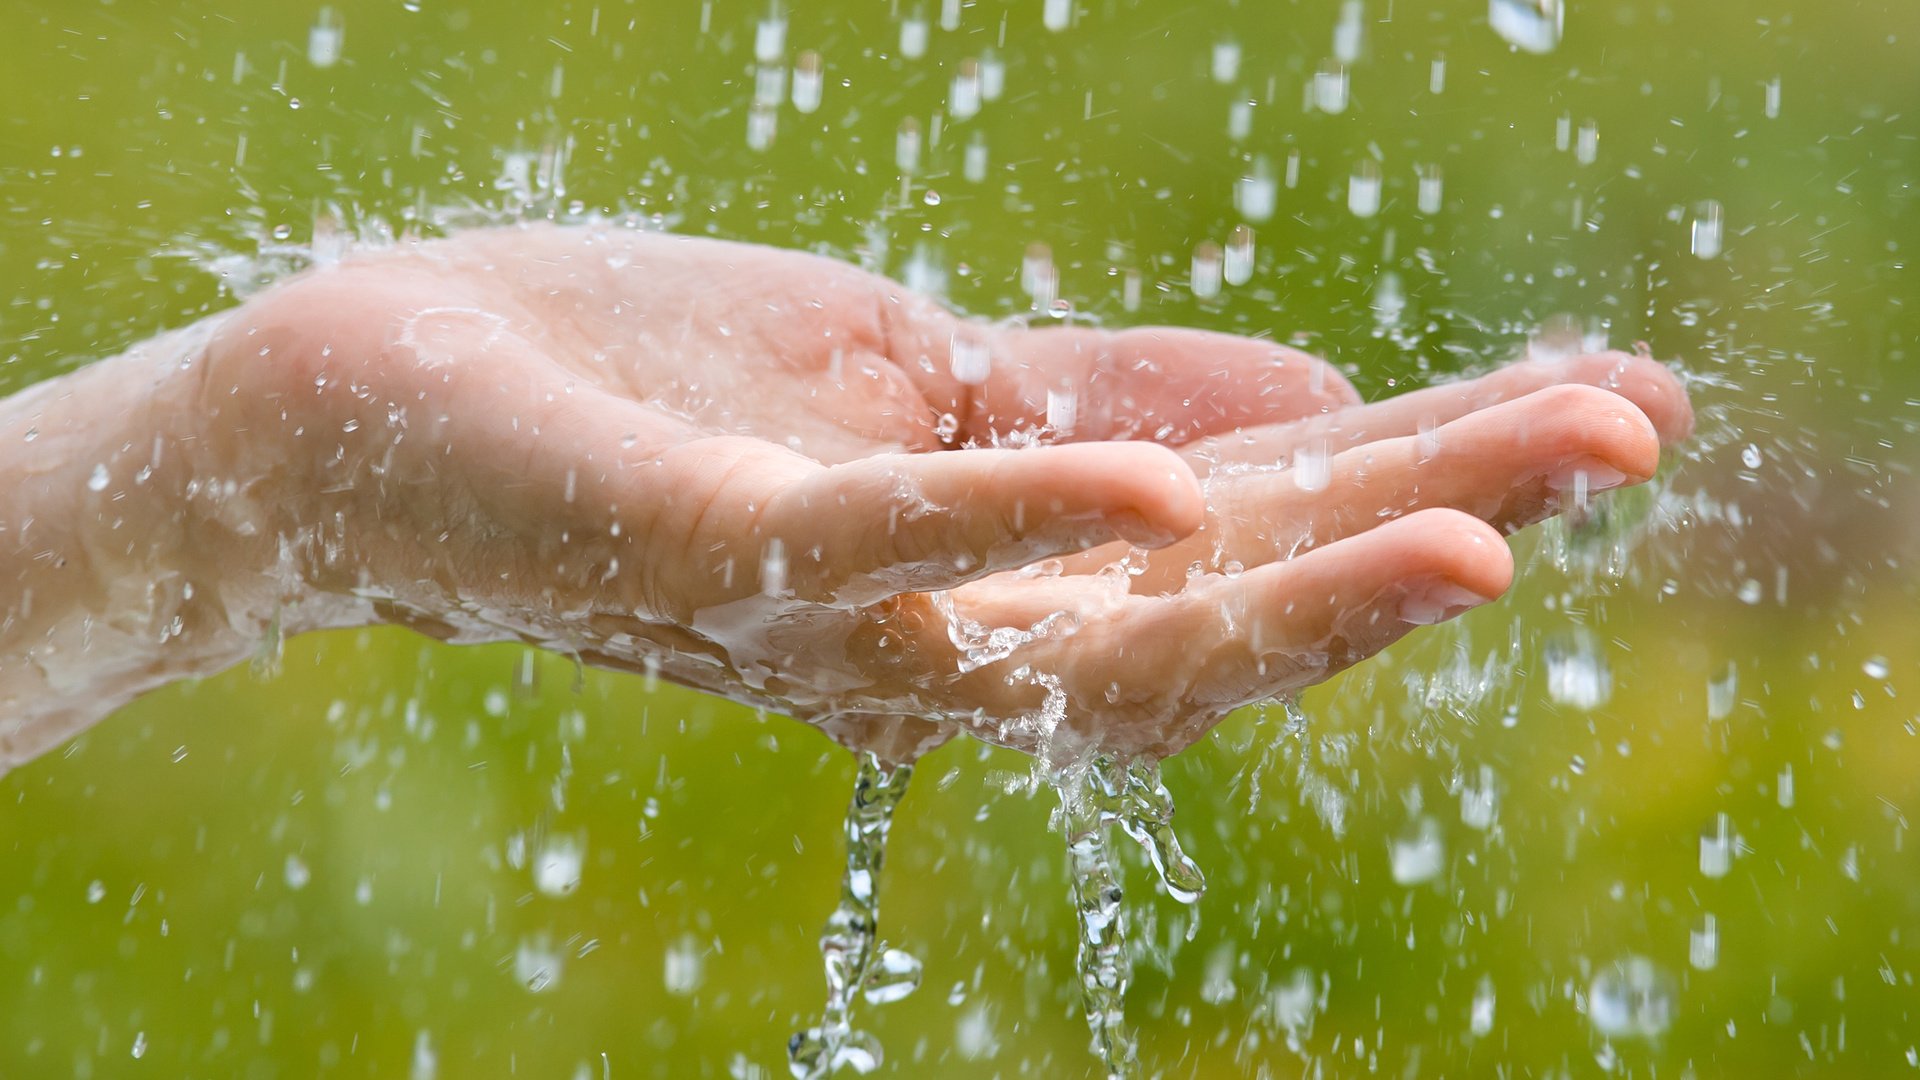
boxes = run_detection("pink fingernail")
[1545,459,1629,494]
[1398,581,1493,625]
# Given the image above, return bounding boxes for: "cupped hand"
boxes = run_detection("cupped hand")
[196,223,1691,764]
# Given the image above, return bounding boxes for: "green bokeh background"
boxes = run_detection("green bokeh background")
[3,0,1918,1076]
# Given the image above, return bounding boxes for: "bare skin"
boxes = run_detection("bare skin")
[0,223,1692,772]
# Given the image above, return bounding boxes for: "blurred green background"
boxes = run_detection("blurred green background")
[3,0,1918,1076]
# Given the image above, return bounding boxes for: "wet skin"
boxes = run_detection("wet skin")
[0,223,1692,770]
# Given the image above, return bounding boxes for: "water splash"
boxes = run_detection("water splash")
[1488,0,1562,54]
[1053,755,1207,1078]
[789,751,920,1079]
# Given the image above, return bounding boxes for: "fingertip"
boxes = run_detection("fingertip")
[1578,351,1696,445]
[1377,508,1516,605]
[1058,441,1204,547]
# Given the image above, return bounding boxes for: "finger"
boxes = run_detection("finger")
[761,441,1205,605]
[953,509,1514,756]
[872,283,1361,445]
[1200,384,1660,565]
[1188,351,1693,474]
[973,325,1360,444]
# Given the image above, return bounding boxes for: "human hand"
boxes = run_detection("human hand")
[165,224,1689,765]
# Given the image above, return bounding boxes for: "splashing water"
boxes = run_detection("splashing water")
[1488,0,1562,54]
[1053,755,1207,1078]
[789,751,920,1079]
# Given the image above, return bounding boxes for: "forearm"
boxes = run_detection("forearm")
[0,321,323,773]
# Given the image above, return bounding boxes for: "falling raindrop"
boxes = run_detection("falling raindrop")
[1575,118,1599,165]
[1430,53,1447,94]
[1416,164,1444,214]
[1332,0,1366,63]
[1763,75,1782,119]
[1347,159,1382,218]
[949,326,992,385]
[950,59,982,120]
[747,103,778,151]
[1691,200,1724,259]
[1043,0,1072,33]
[1234,156,1278,222]
[534,835,584,897]
[1292,439,1332,492]
[1699,813,1733,878]
[899,10,929,58]
[1191,241,1223,300]
[1545,631,1611,709]
[87,463,110,492]
[1690,915,1719,971]
[1588,957,1675,1039]
[1224,225,1254,285]
[1211,39,1241,84]
[1227,98,1253,140]
[979,51,1006,100]
[307,7,344,68]
[1312,59,1350,114]
[1390,817,1446,885]
[755,11,788,63]
[963,132,989,182]
[1469,977,1496,1036]
[792,51,824,114]
[895,117,921,174]
[1707,663,1737,720]
[1488,0,1563,54]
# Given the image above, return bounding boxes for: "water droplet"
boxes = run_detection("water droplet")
[898,11,929,59]
[1211,39,1241,84]
[87,463,110,492]
[534,835,584,897]
[963,132,989,182]
[307,7,344,68]
[755,63,787,107]
[1429,53,1447,94]
[1042,0,1072,32]
[1312,59,1350,114]
[1191,241,1223,300]
[1459,766,1498,830]
[792,51,824,113]
[1489,0,1562,53]
[664,934,705,995]
[895,117,921,174]
[755,13,787,62]
[1417,164,1444,215]
[1332,0,1366,63]
[1707,663,1737,720]
[1740,442,1762,469]
[516,935,563,993]
[1227,98,1254,141]
[979,51,1006,100]
[939,0,961,31]
[1777,764,1795,809]
[950,59,982,119]
[1347,159,1382,218]
[950,327,992,385]
[1575,118,1600,165]
[1224,225,1255,285]
[1691,199,1724,259]
[1699,813,1733,878]
[1234,156,1278,222]
[1545,631,1612,709]
[130,1031,147,1059]
[284,853,311,890]
[86,880,105,904]
[1690,915,1719,971]
[1469,976,1496,1035]
[1588,957,1675,1039]
[761,538,789,596]
[1389,817,1446,885]
[747,103,779,151]
[861,948,923,1005]
[1864,656,1890,680]
[1292,439,1331,492]
[1046,388,1078,433]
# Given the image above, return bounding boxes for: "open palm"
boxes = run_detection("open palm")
[198,223,1691,763]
